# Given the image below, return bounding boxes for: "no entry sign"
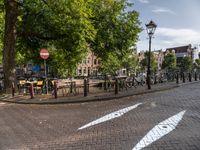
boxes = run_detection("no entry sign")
[40,49,49,60]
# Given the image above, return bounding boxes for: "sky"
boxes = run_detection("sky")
[128,0,200,51]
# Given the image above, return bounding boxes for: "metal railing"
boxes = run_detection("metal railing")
[2,71,200,100]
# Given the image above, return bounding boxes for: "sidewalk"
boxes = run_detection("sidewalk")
[0,81,198,105]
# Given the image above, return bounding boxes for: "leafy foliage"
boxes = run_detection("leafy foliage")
[91,0,141,60]
[2,0,141,79]
[140,51,158,73]
[0,1,4,63]
[16,0,96,76]
[162,52,176,71]
[179,56,193,71]
[121,51,138,75]
[194,58,200,69]
[90,0,141,75]
[98,52,121,75]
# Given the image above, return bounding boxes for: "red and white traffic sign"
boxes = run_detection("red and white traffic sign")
[40,49,49,60]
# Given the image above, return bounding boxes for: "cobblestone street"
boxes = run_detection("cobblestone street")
[0,83,200,150]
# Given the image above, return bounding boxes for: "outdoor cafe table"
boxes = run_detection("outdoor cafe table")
[18,81,37,94]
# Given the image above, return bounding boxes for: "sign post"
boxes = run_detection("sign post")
[40,49,49,94]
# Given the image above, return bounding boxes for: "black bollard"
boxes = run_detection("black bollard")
[104,79,107,91]
[87,79,89,93]
[12,82,15,97]
[132,77,135,87]
[54,81,58,99]
[182,72,185,83]
[195,72,197,81]
[84,78,88,97]
[176,73,179,84]
[189,72,192,82]
[30,83,34,99]
[154,76,157,84]
[70,81,73,93]
[115,78,119,95]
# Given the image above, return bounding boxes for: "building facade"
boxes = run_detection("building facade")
[153,50,164,72]
[165,44,193,65]
[137,50,164,73]
[76,51,101,76]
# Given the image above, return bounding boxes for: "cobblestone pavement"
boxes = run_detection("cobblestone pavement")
[0,82,200,150]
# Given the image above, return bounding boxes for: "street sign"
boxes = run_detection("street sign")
[40,49,49,60]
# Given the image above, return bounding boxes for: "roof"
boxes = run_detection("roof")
[166,45,192,53]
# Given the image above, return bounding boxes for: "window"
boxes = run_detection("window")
[84,68,86,74]
[94,59,97,65]
[79,69,82,74]
[83,59,87,64]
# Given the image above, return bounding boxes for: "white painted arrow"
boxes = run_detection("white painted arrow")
[78,103,142,130]
[132,110,186,150]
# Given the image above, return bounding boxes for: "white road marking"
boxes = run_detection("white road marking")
[78,103,142,130]
[132,110,186,150]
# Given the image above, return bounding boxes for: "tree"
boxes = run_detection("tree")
[140,51,157,73]
[2,0,96,91]
[194,58,200,69]
[162,52,176,71]
[91,0,141,66]
[0,1,4,63]
[179,56,193,71]
[98,52,121,75]
[17,0,95,77]
[3,0,18,93]
[2,0,141,92]
[121,51,138,75]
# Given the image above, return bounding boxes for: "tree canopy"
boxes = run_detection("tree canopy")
[162,52,176,71]
[1,0,141,92]
[140,51,158,73]
[179,56,193,71]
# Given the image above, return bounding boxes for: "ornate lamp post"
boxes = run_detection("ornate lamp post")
[146,20,157,89]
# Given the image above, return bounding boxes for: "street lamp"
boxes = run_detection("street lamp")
[146,20,157,89]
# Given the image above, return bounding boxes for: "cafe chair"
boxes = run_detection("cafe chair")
[34,80,43,94]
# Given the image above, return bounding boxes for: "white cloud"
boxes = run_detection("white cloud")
[138,0,149,4]
[157,27,200,45]
[152,8,176,15]
[137,27,200,50]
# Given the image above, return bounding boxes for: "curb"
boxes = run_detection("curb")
[1,81,199,105]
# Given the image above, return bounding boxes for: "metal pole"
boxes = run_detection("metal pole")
[189,72,192,82]
[176,72,179,84]
[115,78,119,94]
[195,72,197,81]
[44,59,48,94]
[12,82,15,97]
[84,78,88,97]
[147,36,152,89]
[54,81,57,99]
[30,83,34,99]
[183,72,185,83]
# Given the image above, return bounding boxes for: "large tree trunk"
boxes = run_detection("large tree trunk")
[3,0,18,93]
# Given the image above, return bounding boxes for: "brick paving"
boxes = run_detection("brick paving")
[0,82,200,149]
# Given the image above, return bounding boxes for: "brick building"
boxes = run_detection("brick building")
[165,44,193,65]
[76,51,100,76]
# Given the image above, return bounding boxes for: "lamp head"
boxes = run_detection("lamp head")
[146,20,157,36]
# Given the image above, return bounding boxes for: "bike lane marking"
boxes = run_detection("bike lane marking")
[78,103,142,130]
[132,110,186,150]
